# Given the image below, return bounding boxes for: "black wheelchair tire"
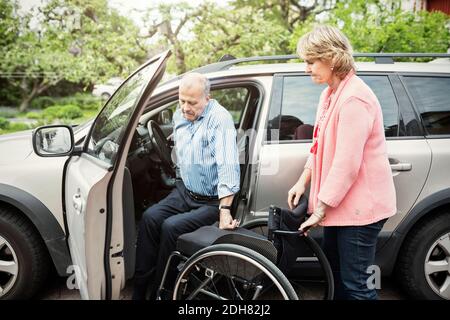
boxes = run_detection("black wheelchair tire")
[173,243,298,300]
[243,219,334,300]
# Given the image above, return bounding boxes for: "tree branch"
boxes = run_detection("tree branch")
[174,14,190,36]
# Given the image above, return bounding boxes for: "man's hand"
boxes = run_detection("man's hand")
[288,182,306,210]
[219,210,239,230]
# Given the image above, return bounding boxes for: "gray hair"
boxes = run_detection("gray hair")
[179,72,210,97]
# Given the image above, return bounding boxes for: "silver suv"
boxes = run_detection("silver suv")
[0,51,449,300]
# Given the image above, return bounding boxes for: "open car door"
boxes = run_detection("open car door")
[64,51,171,299]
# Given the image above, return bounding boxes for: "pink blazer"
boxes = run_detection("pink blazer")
[304,71,396,226]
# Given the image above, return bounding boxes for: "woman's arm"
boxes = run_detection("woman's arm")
[287,167,312,209]
[318,97,374,208]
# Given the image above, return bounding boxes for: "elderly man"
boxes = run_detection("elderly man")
[133,72,240,300]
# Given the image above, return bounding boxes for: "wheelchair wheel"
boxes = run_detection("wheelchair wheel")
[173,244,298,300]
[243,219,334,300]
[289,235,334,300]
[240,218,269,237]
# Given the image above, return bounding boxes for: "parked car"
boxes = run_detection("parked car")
[92,77,124,100]
[1,50,450,300]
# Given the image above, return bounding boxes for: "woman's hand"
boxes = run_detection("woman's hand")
[299,200,328,235]
[287,182,306,210]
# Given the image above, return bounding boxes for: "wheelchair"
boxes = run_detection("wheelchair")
[156,197,334,300]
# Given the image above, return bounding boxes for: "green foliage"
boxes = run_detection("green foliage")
[24,111,41,119]
[0,115,33,135]
[0,82,21,107]
[30,93,102,111]
[1,0,449,117]
[290,0,450,57]
[57,93,102,111]
[30,96,57,110]
[185,5,290,69]
[212,87,248,123]
[232,0,335,31]
[147,1,291,74]
[42,104,83,120]
[0,0,20,48]
[0,117,10,129]
[7,122,30,132]
[60,104,83,119]
[0,0,147,111]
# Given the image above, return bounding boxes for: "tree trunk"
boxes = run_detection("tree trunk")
[18,79,37,113]
[174,45,187,74]
[19,95,34,113]
[18,80,54,112]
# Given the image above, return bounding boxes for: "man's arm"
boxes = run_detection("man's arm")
[210,110,240,229]
[219,194,238,229]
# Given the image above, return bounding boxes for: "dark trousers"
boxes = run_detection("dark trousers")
[133,181,219,300]
[322,218,387,300]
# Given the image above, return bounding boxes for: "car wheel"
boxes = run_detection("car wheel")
[0,207,50,299]
[397,212,450,300]
[101,92,111,100]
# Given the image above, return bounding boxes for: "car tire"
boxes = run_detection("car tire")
[0,207,50,299]
[396,212,450,300]
[101,92,111,100]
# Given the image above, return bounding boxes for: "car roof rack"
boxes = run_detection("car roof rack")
[161,53,450,86]
[190,53,450,74]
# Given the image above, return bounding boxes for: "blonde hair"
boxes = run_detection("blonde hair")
[297,25,356,78]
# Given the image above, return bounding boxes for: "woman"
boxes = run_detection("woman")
[287,25,396,300]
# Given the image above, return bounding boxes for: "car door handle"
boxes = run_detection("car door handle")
[390,163,412,171]
[73,193,83,214]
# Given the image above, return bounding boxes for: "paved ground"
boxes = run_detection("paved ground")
[36,274,407,300]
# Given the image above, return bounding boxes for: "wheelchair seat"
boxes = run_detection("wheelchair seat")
[176,224,277,264]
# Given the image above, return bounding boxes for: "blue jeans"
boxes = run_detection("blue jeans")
[322,218,387,300]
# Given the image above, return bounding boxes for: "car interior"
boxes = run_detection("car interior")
[120,82,263,281]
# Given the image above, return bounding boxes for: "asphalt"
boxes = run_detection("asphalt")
[36,275,407,300]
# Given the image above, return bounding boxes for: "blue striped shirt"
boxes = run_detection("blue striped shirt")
[173,99,240,199]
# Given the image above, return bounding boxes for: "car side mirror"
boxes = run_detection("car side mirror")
[32,125,75,157]
[158,109,173,125]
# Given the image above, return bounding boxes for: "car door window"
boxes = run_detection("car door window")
[211,87,249,126]
[402,76,450,135]
[360,75,399,138]
[281,76,324,141]
[153,86,250,128]
[86,62,160,165]
[267,75,400,142]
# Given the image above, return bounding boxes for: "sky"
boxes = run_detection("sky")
[18,0,225,38]
[18,0,221,27]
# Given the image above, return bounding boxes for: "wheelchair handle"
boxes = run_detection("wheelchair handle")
[272,228,310,237]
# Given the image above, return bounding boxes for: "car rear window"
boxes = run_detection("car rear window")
[403,76,450,136]
[267,75,400,142]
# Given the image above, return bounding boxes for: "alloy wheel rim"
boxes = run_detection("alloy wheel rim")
[424,232,450,299]
[0,235,19,297]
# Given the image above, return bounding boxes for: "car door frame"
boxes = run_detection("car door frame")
[143,76,268,218]
[62,50,171,299]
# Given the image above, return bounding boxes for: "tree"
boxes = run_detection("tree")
[232,0,337,32]
[0,0,147,111]
[185,5,290,68]
[290,0,450,56]
[142,1,291,74]
[141,2,204,74]
[0,0,21,48]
